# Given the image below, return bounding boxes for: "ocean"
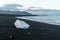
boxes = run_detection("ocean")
[17,16,60,25]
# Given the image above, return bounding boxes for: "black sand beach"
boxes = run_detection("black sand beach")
[0,15,60,40]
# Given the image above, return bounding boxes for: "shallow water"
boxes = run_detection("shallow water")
[17,16,60,25]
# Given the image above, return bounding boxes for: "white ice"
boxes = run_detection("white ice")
[14,19,30,29]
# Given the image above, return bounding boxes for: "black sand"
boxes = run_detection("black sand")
[0,15,60,40]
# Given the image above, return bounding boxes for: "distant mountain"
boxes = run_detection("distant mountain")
[26,8,60,16]
[26,7,59,12]
[0,10,31,15]
[26,8,60,13]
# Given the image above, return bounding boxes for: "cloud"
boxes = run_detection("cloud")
[26,6,43,11]
[0,4,23,11]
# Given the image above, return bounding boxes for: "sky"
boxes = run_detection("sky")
[0,0,60,10]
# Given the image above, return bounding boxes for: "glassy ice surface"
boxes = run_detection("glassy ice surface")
[14,19,30,29]
[16,16,60,25]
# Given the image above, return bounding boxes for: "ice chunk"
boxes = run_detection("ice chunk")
[14,19,30,29]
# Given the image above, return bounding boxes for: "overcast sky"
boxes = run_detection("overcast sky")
[0,0,60,10]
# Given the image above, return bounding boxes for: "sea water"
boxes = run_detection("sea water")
[17,16,60,25]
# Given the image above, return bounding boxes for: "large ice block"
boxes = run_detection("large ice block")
[14,19,30,29]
